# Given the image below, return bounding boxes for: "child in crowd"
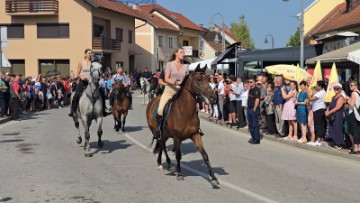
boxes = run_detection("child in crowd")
[264,83,276,135]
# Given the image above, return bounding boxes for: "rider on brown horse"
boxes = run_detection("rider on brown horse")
[109,67,132,110]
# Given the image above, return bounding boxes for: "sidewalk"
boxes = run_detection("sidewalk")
[198,112,360,162]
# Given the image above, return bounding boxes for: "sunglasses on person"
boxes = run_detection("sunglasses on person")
[248,81,254,84]
[350,84,357,87]
[333,87,341,91]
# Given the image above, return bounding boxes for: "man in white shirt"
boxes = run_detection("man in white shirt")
[110,67,132,109]
[216,74,225,121]
[235,77,246,128]
[307,80,326,145]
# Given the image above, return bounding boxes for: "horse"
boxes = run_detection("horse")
[71,60,104,157]
[140,77,151,104]
[145,64,219,186]
[149,77,162,98]
[111,80,131,132]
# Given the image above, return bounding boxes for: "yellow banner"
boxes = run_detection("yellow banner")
[324,63,339,103]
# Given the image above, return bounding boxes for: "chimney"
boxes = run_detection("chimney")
[132,4,139,9]
[346,0,352,13]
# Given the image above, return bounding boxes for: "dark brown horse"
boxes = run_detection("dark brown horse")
[146,64,219,186]
[112,80,130,132]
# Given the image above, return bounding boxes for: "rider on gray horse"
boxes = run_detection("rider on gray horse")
[109,67,132,109]
[68,49,110,117]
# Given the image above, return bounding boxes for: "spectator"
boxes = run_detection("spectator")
[241,81,249,127]
[281,81,298,140]
[235,77,246,128]
[273,76,286,137]
[216,74,225,121]
[325,83,345,149]
[247,78,261,144]
[259,74,268,130]
[307,80,326,146]
[211,77,219,120]
[264,83,276,135]
[295,81,309,143]
[0,72,7,117]
[345,80,360,154]
[10,75,21,121]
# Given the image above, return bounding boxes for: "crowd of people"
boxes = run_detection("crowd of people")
[201,72,360,152]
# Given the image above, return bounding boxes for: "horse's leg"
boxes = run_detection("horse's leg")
[173,138,184,180]
[96,117,104,148]
[114,112,120,132]
[191,134,219,186]
[118,113,122,132]
[81,116,92,157]
[113,112,117,130]
[121,112,127,132]
[156,139,164,171]
[162,137,174,171]
[73,116,82,144]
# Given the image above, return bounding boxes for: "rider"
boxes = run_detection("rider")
[109,67,132,109]
[154,48,189,139]
[68,48,109,117]
[141,67,153,81]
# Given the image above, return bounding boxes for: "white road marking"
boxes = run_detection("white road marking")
[123,132,279,203]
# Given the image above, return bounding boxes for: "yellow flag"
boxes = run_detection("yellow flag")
[324,63,339,103]
[309,60,322,90]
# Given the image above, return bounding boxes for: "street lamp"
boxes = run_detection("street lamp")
[283,0,304,68]
[264,34,274,49]
[209,13,225,73]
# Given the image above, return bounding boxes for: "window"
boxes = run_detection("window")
[183,40,189,46]
[37,23,69,38]
[116,28,123,42]
[0,24,24,39]
[2,60,25,75]
[158,35,164,47]
[39,60,70,76]
[168,36,174,48]
[128,30,133,44]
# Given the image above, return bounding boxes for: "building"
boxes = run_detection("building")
[133,4,205,72]
[0,0,143,77]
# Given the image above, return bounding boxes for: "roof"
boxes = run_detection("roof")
[306,41,360,64]
[138,4,205,32]
[133,7,179,31]
[306,2,360,38]
[85,0,142,19]
[202,29,231,53]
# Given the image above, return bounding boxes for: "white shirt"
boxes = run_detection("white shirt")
[229,83,237,101]
[218,80,225,95]
[209,82,215,90]
[235,82,244,101]
[312,89,326,112]
[241,90,249,107]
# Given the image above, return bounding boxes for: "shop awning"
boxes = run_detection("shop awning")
[1,53,11,67]
[347,49,360,65]
[211,42,241,66]
[316,31,359,41]
[306,41,360,64]
[189,57,216,70]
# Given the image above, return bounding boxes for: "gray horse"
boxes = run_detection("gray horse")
[140,77,151,104]
[72,61,104,157]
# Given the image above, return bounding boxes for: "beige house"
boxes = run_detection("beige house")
[133,4,205,72]
[0,0,143,77]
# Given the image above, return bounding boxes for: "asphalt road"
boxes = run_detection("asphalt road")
[1,91,360,203]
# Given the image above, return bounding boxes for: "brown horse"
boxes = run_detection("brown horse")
[146,64,219,186]
[112,80,130,132]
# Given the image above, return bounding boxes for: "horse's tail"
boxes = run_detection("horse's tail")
[146,136,158,154]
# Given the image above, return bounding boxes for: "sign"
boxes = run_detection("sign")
[183,46,193,56]
[2,53,11,67]
[0,27,7,49]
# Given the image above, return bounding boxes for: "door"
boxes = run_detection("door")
[129,55,135,74]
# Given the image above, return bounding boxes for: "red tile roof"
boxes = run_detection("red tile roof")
[86,0,142,19]
[133,7,179,32]
[306,2,360,37]
[138,4,205,32]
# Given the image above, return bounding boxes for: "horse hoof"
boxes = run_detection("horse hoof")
[169,165,175,172]
[115,128,120,132]
[85,153,93,157]
[122,129,125,133]
[211,179,220,186]
[76,137,82,144]
[98,141,104,148]
[176,175,184,181]
[157,165,163,172]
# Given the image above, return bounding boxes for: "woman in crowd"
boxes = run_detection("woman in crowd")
[281,81,298,140]
[211,77,219,120]
[307,86,317,145]
[295,81,309,143]
[264,83,276,135]
[325,83,345,149]
[307,81,327,146]
[345,80,360,154]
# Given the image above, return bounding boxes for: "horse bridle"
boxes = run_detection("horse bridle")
[90,61,102,78]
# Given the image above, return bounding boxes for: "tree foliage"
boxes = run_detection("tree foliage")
[286,27,300,47]
[230,15,255,48]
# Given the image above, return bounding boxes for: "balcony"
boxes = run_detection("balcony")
[92,37,121,51]
[5,0,59,16]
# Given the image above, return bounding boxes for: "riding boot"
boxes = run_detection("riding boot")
[99,89,109,117]
[68,92,79,117]
[154,114,163,140]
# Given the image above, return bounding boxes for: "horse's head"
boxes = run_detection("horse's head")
[149,77,158,91]
[113,80,124,90]
[90,61,103,83]
[185,64,215,105]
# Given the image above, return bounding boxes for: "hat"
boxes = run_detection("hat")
[333,83,342,89]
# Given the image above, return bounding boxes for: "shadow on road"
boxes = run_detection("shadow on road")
[0,139,25,143]
[91,139,132,154]
[1,132,20,136]
[167,142,198,155]
[123,126,147,133]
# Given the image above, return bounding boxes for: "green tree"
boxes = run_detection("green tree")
[230,15,254,48]
[286,27,300,47]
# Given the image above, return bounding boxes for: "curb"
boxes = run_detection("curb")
[198,113,360,162]
[0,117,12,125]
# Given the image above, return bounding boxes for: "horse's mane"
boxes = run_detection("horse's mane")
[169,73,191,102]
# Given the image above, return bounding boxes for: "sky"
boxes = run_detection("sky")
[155,0,314,49]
